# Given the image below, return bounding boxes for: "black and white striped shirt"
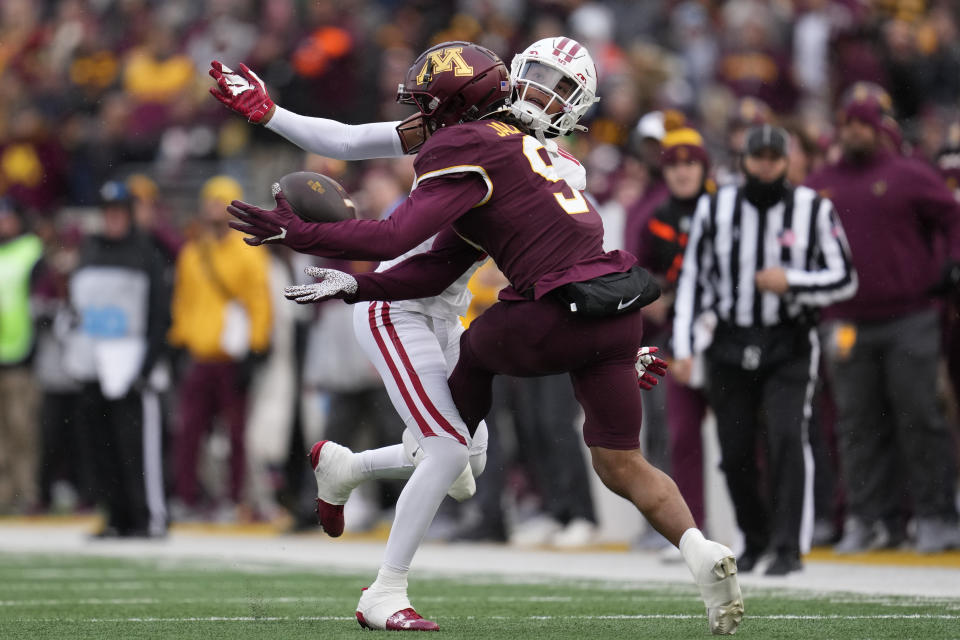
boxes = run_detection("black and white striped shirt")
[673,184,857,359]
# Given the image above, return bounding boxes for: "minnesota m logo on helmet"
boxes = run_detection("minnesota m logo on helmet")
[416,47,474,85]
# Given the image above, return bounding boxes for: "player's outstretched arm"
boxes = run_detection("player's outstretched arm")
[209,60,403,160]
[228,174,489,260]
[284,231,481,305]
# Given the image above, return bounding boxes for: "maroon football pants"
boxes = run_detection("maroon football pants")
[449,298,644,450]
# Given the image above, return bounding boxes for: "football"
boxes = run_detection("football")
[273,171,356,223]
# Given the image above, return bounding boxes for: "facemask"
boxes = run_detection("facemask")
[743,173,788,210]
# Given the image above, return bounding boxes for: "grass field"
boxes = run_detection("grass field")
[2,553,959,640]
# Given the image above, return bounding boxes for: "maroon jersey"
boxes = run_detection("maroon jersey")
[296,119,636,300]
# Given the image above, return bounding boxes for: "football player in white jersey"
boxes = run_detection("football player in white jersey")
[211,38,668,631]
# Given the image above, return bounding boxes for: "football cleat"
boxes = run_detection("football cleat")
[356,586,439,631]
[309,440,361,537]
[681,533,744,635]
[702,554,744,634]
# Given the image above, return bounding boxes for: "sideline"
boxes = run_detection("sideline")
[2,522,960,598]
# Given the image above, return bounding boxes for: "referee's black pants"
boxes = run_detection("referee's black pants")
[705,345,816,556]
[80,382,165,536]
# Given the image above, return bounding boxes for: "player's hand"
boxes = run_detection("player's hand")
[636,346,668,390]
[227,192,299,246]
[283,267,358,304]
[208,60,276,124]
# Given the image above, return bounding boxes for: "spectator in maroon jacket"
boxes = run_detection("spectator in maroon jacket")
[806,84,960,554]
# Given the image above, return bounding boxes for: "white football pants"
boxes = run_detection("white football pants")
[353,301,487,460]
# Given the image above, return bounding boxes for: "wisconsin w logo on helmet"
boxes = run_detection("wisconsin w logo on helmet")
[510,37,599,140]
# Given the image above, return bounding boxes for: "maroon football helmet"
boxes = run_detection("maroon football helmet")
[396,41,510,153]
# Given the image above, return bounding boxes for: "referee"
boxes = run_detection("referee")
[672,125,857,575]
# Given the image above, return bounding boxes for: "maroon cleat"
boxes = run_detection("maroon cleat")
[308,440,349,537]
[356,608,439,631]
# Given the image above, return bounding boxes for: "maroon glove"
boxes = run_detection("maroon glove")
[209,60,275,124]
[636,346,669,390]
[227,192,306,247]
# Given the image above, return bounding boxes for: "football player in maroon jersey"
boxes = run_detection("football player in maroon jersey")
[229,42,743,635]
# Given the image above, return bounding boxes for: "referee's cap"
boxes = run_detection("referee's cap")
[744,124,789,157]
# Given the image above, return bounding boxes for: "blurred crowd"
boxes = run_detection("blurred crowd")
[1,0,960,555]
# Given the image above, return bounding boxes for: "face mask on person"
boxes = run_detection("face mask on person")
[743,172,788,210]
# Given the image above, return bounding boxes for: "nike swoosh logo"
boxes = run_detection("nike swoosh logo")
[263,227,287,243]
[618,294,642,310]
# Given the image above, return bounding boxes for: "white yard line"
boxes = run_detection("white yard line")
[16,613,960,623]
[2,524,960,598]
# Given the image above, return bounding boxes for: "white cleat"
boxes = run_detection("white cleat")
[681,533,745,635]
[701,553,744,635]
[309,440,362,537]
[355,585,439,631]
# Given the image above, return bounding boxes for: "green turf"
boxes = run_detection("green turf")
[1,553,958,639]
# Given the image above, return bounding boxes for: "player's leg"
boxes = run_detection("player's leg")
[310,305,469,527]
[456,299,741,635]
[437,315,489,487]
[351,307,496,629]
[356,433,468,631]
[572,360,743,636]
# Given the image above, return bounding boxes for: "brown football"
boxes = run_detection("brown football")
[274,172,356,223]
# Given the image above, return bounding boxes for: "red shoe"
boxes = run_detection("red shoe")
[356,608,439,631]
[356,586,439,631]
[309,440,358,538]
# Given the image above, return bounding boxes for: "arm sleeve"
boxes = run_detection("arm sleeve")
[351,228,483,302]
[287,173,489,260]
[265,107,404,160]
[785,199,858,306]
[672,194,712,360]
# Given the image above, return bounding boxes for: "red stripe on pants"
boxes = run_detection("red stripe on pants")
[381,304,467,446]
[367,302,436,438]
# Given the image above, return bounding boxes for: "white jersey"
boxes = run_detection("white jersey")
[267,107,587,320]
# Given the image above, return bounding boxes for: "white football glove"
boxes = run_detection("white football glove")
[283,266,358,304]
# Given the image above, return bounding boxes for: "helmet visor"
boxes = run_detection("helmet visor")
[517,61,578,101]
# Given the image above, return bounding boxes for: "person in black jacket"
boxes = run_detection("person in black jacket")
[66,181,170,538]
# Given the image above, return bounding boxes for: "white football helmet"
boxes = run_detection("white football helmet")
[510,37,599,139]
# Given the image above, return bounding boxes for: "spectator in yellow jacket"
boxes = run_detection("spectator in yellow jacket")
[168,175,271,519]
